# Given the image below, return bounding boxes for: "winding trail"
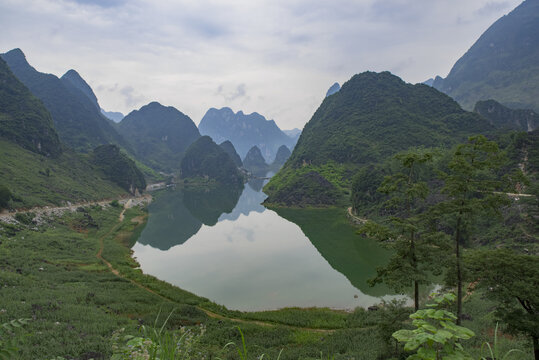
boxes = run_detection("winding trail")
[347,207,368,225]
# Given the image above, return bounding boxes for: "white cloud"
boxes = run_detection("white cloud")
[0,0,523,129]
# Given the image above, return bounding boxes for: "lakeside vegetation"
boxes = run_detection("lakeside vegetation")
[0,201,535,359]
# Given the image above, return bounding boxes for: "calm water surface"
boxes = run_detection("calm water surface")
[132,180,401,311]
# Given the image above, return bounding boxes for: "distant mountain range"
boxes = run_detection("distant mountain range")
[431,0,539,112]
[198,107,297,162]
[101,109,124,123]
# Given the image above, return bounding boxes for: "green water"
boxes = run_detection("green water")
[132,182,402,311]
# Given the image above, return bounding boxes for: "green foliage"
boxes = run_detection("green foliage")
[222,327,283,360]
[393,293,475,360]
[14,212,35,225]
[474,100,538,132]
[1,49,130,153]
[92,144,146,194]
[480,323,526,360]
[111,310,206,360]
[358,149,438,310]
[219,140,243,167]
[181,136,244,186]
[264,162,352,206]
[0,318,31,360]
[0,139,126,208]
[118,102,201,172]
[0,185,11,209]
[266,71,492,206]
[465,249,539,355]
[0,57,62,157]
[433,135,510,323]
[243,145,269,174]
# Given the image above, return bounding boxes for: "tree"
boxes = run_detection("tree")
[0,185,12,210]
[466,249,539,360]
[359,149,436,310]
[434,135,509,324]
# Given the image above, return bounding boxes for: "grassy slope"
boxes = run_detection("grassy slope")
[0,204,534,359]
[0,139,126,208]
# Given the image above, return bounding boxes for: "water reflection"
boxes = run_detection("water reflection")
[136,190,201,251]
[133,181,402,310]
[183,185,242,226]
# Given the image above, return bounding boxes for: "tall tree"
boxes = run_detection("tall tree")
[435,135,508,324]
[466,249,539,360]
[359,149,436,311]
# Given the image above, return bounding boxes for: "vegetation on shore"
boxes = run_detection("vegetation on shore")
[0,139,127,209]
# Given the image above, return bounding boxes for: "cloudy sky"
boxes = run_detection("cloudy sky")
[0,0,523,130]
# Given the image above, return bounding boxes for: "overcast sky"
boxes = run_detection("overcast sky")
[0,0,522,130]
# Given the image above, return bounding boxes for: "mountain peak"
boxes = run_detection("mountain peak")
[1,48,32,69]
[61,69,100,110]
[325,82,341,97]
[199,107,296,161]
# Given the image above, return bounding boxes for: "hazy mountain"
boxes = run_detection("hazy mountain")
[325,82,341,97]
[474,100,537,132]
[61,69,100,110]
[0,57,62,157]
[198,107,295,162]
[219,140,243,167]
[242,145,268,174]
[101,109,124,123]
[432,0,539,112]
[264,71,492,206]
[422,78,435,87]
[283,128,301,138]
[272,145,291,166]
[118,102,200,172]
[283,128,301,147]
[180,136,244,186]
[1,48,128,153]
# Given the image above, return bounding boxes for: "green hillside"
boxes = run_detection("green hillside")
[118,102,200,172]
[242,145,268,174]
[474,99,538,132]
[1,49,129,153]
[0,58,62,157]
[180,136,244,186]
[92,144,146,194]
[0,139,126,208]
[433,0,539,112]
[264,71,491,206]
[219,140,243,167]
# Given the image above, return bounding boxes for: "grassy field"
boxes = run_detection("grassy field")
[0,139,126,209]
[0,203,534,359]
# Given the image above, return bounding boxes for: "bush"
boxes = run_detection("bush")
[0,185,12,209]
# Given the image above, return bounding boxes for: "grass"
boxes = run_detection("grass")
[0,139,126,209]
[0,203,534,359]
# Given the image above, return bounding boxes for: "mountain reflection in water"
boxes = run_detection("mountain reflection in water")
[132,180,403,311]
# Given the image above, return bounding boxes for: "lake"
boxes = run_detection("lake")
[131,179,402,311]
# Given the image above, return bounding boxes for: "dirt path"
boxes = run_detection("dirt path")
[0,194,151,225]
[347,207,368,225]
